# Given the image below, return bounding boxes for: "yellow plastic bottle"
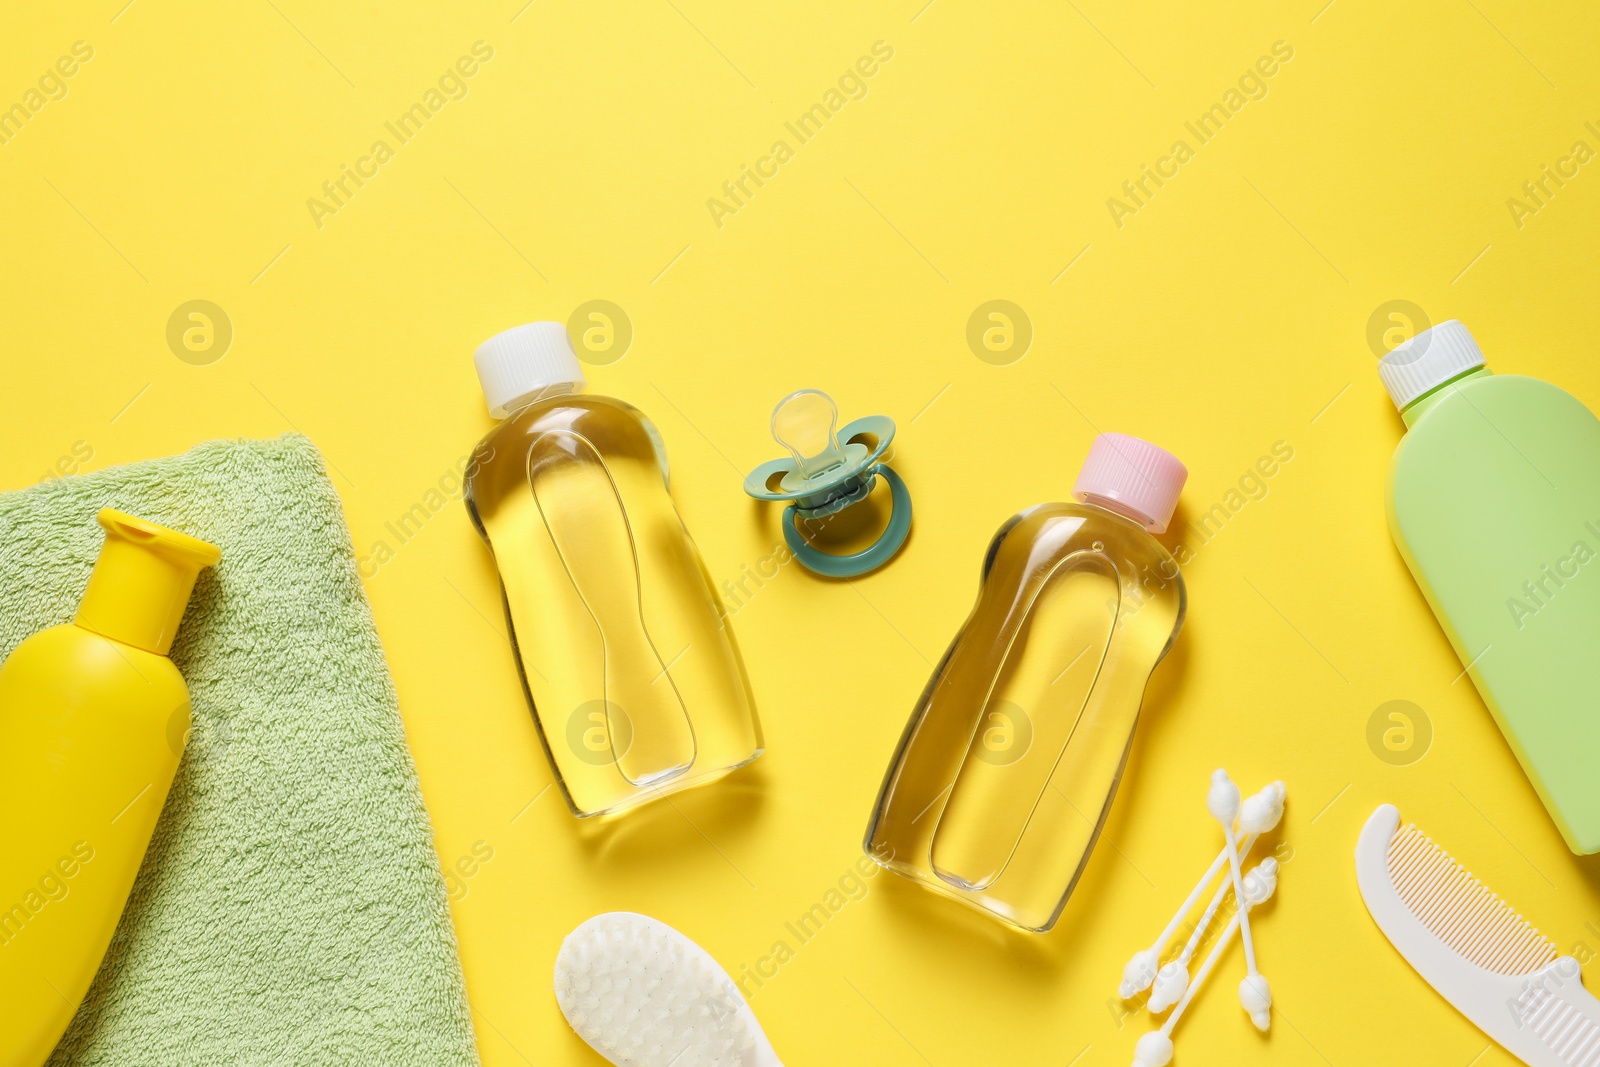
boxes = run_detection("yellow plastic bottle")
[0,509,219,1067]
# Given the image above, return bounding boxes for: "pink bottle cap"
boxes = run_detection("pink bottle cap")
[1072,433,1187,534]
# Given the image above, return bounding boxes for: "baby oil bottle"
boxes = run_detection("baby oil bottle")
[865,433,1187,931]
[465,322,762,817]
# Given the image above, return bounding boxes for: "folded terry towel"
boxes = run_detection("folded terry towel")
[0,434,478,1067]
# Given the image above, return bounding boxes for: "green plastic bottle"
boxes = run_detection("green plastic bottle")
[1380,320,1600,854]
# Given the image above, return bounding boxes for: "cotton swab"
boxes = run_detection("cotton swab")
[1118,780,1285,1001]
[1146,842,1252,1012]
[1132,857,1279,1067]
[1146,781,1285,1013]
[1118,855,1225,1000]
[1207,769,1272,1031]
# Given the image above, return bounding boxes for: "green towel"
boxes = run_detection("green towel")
[0,434,478,1067]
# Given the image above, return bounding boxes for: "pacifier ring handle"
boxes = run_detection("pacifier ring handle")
[781,464,911,578]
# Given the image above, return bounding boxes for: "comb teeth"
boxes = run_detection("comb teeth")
[1386,822,1557,976]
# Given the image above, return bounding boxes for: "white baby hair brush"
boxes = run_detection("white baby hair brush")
[1357,804,1600,1067]
[554,912,784,1067]
[1119,779,1286,1003]
[1144,781,1286,1013]
[1132,857,1280,1067]
[1207,769,1272,1031]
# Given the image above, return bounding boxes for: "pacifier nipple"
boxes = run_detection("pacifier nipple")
[772,389,847,479]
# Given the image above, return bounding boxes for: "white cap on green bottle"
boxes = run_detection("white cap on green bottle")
[1377,320,1487,410]
[474,322,587,418]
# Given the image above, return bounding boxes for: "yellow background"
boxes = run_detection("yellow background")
[5,0,1600,1063]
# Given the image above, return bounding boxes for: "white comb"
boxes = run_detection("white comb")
[553,912,783,1067]
[1356,804,1600,1066]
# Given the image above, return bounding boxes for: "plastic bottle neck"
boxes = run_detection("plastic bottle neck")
[1400,366,1493,428]
[499,381,584,419]
[74,511,221,656]
[1079,492,1157,531]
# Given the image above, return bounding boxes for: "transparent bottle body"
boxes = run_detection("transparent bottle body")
[864,500,1184,931]
[465,390,762,817]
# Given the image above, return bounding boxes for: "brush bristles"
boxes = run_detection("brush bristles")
[1386,822,1557,976]
[554,914,757,1067]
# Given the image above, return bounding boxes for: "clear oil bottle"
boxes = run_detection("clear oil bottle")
[865,434,1187,931]
[465,323,762,817]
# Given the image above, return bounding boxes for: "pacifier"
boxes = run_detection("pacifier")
[742,390,911,578]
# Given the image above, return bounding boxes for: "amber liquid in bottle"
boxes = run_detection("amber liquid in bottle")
[465,386,762,816]
[865,501,1184,931]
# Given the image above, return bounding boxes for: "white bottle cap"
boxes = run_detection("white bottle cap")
[1376,320,1487,410]
[474,322,586,418]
